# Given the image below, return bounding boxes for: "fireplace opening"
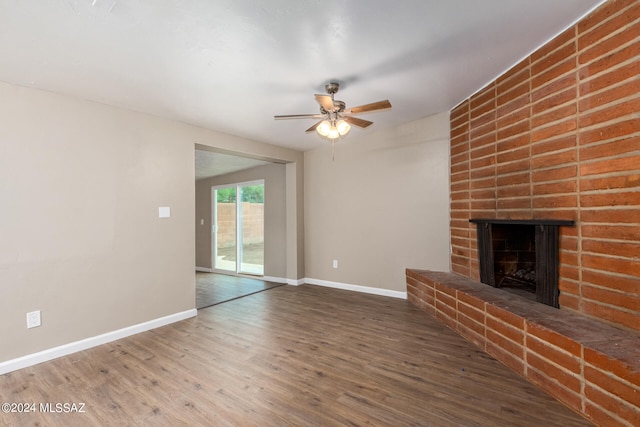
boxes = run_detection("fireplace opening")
[470,219,574,308]
[492,224,537,302]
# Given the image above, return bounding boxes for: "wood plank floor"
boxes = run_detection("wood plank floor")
[0,285,593,426]
[196,272,283,309]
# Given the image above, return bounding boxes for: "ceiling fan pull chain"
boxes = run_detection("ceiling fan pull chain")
[332,140,336,162]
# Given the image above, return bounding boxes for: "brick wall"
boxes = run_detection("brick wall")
[450,0,640,332]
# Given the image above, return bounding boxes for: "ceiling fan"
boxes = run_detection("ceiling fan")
[274,83,392,140]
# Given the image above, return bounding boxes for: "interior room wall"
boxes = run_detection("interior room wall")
[287,161,305,282]
[195,163,287,278]
[0,80,302,364]
[304,112,451,294]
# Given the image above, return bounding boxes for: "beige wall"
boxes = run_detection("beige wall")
[0,81,303,363]
[195,163,287,277]
[0,75,446,363]
[287,161,305,281]
[304,112,451,292]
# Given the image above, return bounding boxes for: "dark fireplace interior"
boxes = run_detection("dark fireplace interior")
[492,224,537,301]
[470,219,574,308]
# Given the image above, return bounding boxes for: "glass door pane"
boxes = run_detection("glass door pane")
[213,186,237,272]
[239,183,264,275]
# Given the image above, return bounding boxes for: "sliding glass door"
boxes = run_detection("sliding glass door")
[212,180,264,276]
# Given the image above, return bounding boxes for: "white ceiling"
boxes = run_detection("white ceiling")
[194,148,272,180]
[1,0,603,176]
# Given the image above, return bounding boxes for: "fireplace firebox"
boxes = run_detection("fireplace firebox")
[469,219,574,308]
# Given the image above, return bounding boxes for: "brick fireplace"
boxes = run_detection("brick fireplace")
[407,1,640,426]
[449,0,640,332]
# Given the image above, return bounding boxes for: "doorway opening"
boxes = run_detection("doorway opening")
[212,180,264,276]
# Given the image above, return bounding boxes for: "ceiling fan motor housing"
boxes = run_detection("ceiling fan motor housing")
[325,82,340,95]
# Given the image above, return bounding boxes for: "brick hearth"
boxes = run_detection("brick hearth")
[406,269,639,426]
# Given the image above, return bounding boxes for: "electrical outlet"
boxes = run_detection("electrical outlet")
[332,259,338,269]
[27,310,41,329]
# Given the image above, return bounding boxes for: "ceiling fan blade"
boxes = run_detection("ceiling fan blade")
[344,100,392,115]
[344,116,373,128]
[315,94,335,111]
[305,121,324,133]
[274,114,324,120]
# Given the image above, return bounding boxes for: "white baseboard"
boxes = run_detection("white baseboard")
[0,309,197,375]
[287,277,305,286]
[198,272,303,286]
[261,276,305,286]
[304,278,407,299]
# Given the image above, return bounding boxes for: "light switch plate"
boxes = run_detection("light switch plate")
[159,207,171,218]
[27,310,41,329]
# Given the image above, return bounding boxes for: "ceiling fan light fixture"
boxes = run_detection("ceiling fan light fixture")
[317,119,350,140]
[317,120,331,137]
[336,119,351,136]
